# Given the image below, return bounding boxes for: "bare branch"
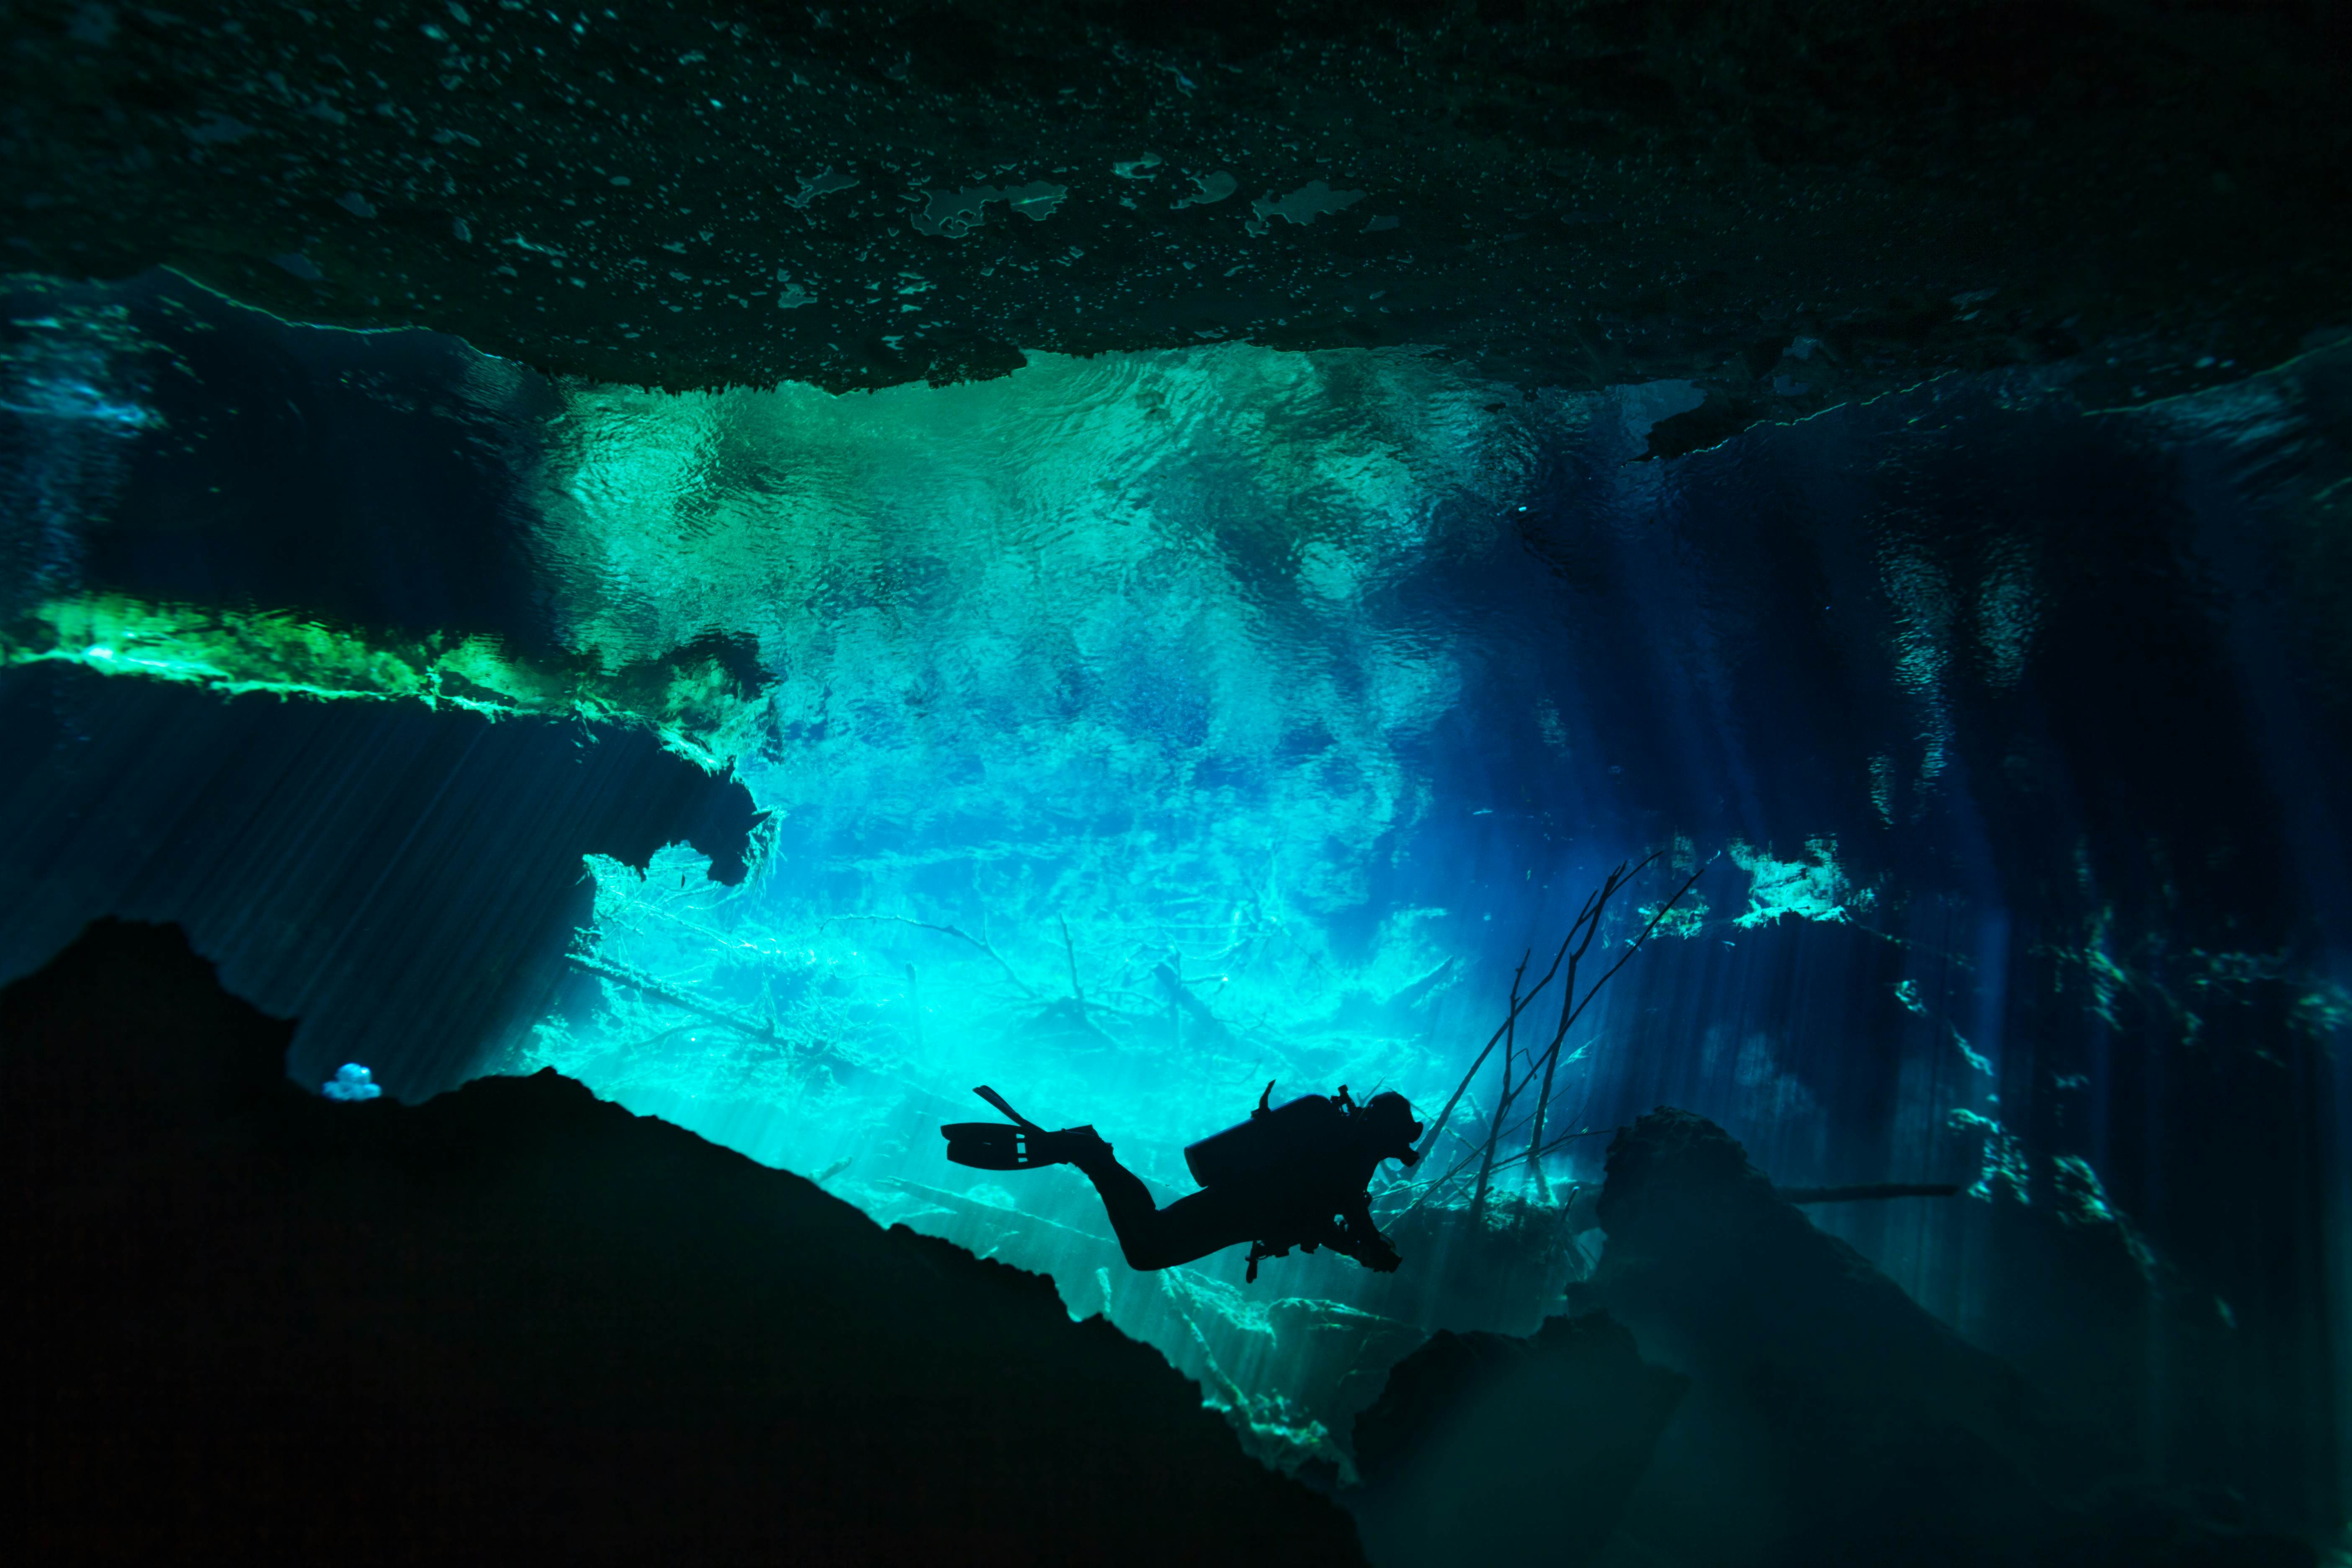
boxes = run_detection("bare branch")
[829,914,1038,999]
[1778,1183,1960,1204]
[1398,849,1714,1219]
[1470,946,1542,1222]
[567,952,784,1045]
[1522,854,1712,1186]
[1059,915,1084,1005]
[1413,937,1570,1168]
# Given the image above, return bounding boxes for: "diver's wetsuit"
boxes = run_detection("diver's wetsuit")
[1068,1138,1402,1273]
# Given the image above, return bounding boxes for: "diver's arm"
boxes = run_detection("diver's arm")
[1323,1197,1403,1273]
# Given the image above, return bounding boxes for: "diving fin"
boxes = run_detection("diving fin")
[941,1122,1088,1170]
[971,1084,1042,1130]
[942,1088,1106,1170]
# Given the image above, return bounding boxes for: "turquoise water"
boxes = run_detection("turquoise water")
[3,276,2344,1496]
[511,348,1724,1193]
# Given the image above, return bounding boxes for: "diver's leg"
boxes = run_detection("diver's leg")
[1133,1187,1259,1269]
[1069,1140,1256,1271]
[1070,1146,1172,1264]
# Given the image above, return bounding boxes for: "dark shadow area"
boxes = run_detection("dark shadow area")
[1551,1109,2318,1568]
[1313,1109,2320,1567]
[0,664,761,1096]
[1350,1311,1687,1567]
[0,269,567,653]
[8,1,2349,423]
[1,917,1364,1565]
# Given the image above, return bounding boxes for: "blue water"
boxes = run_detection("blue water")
[2,271,2345,1506]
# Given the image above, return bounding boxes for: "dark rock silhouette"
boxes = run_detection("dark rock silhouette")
[15,3,2348,422]
[3,918,1364,1565]
[1350,1311,1687,1568]
[1574,1108,2315,1568]
[1332,1109,2319,1567]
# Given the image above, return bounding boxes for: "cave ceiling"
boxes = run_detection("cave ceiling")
[7,0,2347,456]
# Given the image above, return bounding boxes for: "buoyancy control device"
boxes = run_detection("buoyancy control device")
[1183,1081,1359,1189]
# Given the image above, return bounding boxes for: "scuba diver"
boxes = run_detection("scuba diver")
[942,1082,1424,1282]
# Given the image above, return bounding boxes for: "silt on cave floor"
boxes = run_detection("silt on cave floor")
[2,2,2349,1563]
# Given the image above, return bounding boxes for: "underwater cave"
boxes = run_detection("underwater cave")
[3,3,2349,1565]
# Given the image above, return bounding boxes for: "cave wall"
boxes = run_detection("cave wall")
[6,0,2349,444]
[0,243,2346,1542]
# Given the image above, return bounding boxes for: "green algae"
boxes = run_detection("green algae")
[2,591,760,772]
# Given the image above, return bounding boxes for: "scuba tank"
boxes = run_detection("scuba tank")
[1184,1081,1357,1189]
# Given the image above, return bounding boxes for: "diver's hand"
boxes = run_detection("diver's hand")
[1328,1221,1400,1272]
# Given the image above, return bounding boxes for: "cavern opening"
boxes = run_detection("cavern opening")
[5,4,2348,1563]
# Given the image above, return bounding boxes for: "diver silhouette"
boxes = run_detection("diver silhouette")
[942,1083,1424,1282]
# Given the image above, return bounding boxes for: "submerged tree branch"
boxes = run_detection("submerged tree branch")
[566,952,783,1044]
[1403,848,1716,1222]
[1524,853,1711,1193]
[1413,939,1569,1171]
[830,914,1039,999]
